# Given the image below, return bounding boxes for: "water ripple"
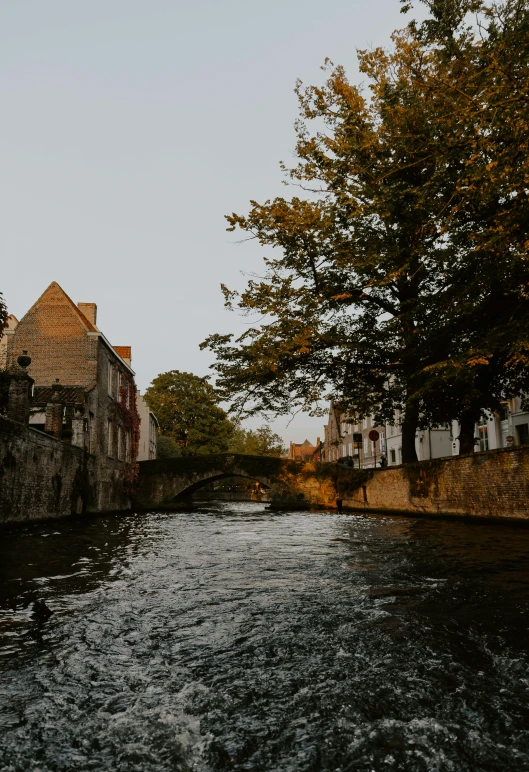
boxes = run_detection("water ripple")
[1,503,529,770]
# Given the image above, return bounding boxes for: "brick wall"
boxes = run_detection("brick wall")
[343,446,529,521]
[6,282,98,387]
[0,417,130,525]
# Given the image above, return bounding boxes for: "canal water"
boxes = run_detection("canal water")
[1,503,529,771]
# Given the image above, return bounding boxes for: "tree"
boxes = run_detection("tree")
[229,424,286,456]
[156,435,182,458]
[144,370,234,456]
[0,293,7,336]
[397,0,529,450]
[0,292,10,416]
[203,51,454,463]
[203,0,529,460]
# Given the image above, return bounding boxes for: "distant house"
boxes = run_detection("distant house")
[386,411,451,465]
[5,282,137,469]
[322,401,385,468]
[287,438,320,462]
[137,392,158,460]
[451,397,529,456]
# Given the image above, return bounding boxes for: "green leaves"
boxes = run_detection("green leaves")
[204,0,529,461]
[144,370,234,456]
[228,424,286,457]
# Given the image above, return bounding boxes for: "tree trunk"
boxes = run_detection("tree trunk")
[401,398,419,463]
[459,410,479,455]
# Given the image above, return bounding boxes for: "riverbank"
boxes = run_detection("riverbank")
[341,445,529,522]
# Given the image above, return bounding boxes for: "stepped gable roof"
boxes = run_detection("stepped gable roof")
[23,281,98,333]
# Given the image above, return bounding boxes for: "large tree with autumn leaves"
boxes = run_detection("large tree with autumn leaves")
[203,0,529,462]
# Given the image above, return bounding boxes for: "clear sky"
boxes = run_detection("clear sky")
[1,0,416,444]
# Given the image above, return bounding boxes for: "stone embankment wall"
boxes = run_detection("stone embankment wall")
[0,417,130,525]
[344,446,529,521]
[135,448,529,521]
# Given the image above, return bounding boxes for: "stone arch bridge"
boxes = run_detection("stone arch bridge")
[133,454,369,510]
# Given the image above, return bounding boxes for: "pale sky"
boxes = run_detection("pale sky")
[1,0,417,444]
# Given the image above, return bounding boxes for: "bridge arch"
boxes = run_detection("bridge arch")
[133,453,358,511]
[134,454,287,509]
[164,470,277,502]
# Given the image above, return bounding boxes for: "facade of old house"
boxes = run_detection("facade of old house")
[287,438,320,462]
[137,392,158,461]
[451,397,529,455]
[322,401,386,468]
[322,399,529,467]
[385,410,452,466]
[4,282,139,511]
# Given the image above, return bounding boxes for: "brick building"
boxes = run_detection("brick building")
[287,438,321,462]
[5,282,140,485]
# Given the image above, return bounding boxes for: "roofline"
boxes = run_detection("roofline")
[87,331,135,376]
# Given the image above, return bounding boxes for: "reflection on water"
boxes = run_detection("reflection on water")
[1,503,529,770]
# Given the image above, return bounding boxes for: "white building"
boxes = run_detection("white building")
[136,392,158,461]
[385,409,452,466]
[451,398,529,455]
[322,396,529,468]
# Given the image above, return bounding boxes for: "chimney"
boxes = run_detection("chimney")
[77,303,97,326]
[71,410,86,449]
[113,346,131,367]
[8,351,34,425]
[45,380,63,440]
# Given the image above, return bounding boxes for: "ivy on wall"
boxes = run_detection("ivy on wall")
[117,378,141,494]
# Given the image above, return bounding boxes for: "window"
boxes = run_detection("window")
[362,417,369,429]
[117,425,124,461]
[108,362,115,398]
[498,404,509,422]
[348,442,353,456]
[88,412,94,453]
[516,423,529,446]
[107,419,113,457]
[118,371,123,400]
[363,437,369,455]
[478,416,489,451]
[390,449,396,464]
[125,431,131,461]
